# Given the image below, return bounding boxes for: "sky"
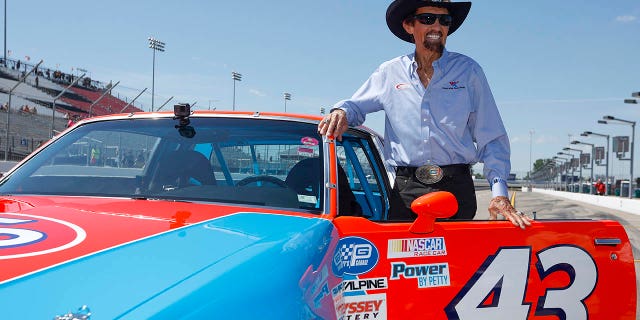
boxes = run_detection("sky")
[4,0,640,180]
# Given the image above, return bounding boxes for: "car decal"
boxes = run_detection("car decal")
[332,236,379,277]
[387,237,447,258]
[0,213,86,259]
[445,245,598,320]
[340,292,387,320]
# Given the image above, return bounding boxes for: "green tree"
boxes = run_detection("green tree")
[533,159,549,171]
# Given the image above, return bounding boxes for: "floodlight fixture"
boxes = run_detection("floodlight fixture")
[148,36,166,111]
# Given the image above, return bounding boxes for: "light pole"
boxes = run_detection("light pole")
[558,151,576,192]
[600,115,636,199]
[232,72,242,110]
[553,156,569,190]
[623,91,639,105]
[3,0,6,67]
[283,92,291,112]
[529,129,534,186]
[582,131,610,195]
[571,140,595,194]
[148,37,165,112]
[563,147,584,193]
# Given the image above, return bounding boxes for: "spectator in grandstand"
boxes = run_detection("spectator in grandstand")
[35,76,39,87]
[67,115,79,128]
[0,102,8,112]
[30,106,37,115]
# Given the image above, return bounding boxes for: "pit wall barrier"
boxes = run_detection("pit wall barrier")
[533,188,640,216]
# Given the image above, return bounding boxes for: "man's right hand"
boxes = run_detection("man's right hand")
[318,109,348,141]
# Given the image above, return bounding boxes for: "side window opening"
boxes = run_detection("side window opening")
[336,137,387,220]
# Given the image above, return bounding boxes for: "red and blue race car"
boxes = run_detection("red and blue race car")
[0,108,635,319]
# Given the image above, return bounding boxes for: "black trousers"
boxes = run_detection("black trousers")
[388,164,477,220]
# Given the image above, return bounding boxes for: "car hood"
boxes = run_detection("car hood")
[0,196,335,319]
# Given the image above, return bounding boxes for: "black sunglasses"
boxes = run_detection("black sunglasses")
[412,13,453,27]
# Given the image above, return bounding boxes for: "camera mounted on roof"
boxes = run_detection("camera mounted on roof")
[173,103,196,138]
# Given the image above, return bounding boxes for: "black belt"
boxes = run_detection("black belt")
[396,164,471,179]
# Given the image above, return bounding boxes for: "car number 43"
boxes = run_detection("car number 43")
[445,245,597,320]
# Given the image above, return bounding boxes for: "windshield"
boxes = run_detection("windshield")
[0,117,325,213]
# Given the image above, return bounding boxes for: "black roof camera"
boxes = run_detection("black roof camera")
[173,103,196,138]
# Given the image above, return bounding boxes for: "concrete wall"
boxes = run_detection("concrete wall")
[534,188,640,216]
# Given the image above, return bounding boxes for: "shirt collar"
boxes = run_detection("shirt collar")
[408,48,450,78]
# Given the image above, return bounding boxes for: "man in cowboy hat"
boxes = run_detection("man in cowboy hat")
[319,0,531,229]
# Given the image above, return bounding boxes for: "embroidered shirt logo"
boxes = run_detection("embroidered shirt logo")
[395,83,411,90]
[442,81,465,90]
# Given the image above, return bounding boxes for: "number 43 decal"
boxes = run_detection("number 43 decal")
[445,245,597,320]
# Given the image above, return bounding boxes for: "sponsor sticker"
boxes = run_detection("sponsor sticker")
[298,147,315,154]
[332,277,388,298]
[332,237,379,277]
[387,237,447,258]
[337,293,387,320]
[390,262,450,288]
[301,136,319,146]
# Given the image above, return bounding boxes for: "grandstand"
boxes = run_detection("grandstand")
[0,58,143,160]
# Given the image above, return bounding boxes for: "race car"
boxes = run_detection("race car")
[0,106,635,319]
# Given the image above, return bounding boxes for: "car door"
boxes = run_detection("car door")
[327,130,636,320]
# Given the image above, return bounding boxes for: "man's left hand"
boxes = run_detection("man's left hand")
[488,196,533,229]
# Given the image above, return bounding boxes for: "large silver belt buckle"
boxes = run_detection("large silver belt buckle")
[415,164,443,184]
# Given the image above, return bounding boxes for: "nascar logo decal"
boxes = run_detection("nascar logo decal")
[332,236,379,276]
[0,213,86,259]
[387,237,447,258]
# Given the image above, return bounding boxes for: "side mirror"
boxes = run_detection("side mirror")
[409,191,458,234]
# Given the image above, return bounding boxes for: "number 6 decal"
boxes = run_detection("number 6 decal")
[445,245,597,320]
